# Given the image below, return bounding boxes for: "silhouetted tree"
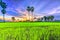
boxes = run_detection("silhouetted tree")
[11,17,15,22]
[1,9,6,22]
[37,18,43,21]
[47,15,54,21]
[50,15,54,21]
[31,6,34,21]
[43,16,47,21]
[0,1,7,22]
[1,2,7,9]
[0,0,2,4]
[37,18,40,21]
[40,18,43,21]
[47,16,51,21]
[26,6,35,21]
[26,6,31,21]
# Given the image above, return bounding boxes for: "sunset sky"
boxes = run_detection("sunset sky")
[0,0,60,21]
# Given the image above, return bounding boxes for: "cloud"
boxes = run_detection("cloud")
[48,6,60,15]
[15,8,28,16]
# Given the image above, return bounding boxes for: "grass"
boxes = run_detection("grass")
[0,22,60,40]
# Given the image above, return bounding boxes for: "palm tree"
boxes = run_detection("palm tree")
[40,18,43,21]
[0,1,7,22]
[1,2,7,9]
[47,16,54,21]
[11,17,15,22]
[50,15,54,21]
[26,6,31,21]
[47,16,50,21]
[31,6,34,21]
[1,9,6,22]
[0,0,2,4]
[43,16,47,21]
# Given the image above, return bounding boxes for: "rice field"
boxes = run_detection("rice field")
[0,22,60,40]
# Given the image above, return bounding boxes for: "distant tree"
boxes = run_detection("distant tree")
[50,15,54,21]
[43,16,47,21]
[40,18,43,21]
[11,17,15,22]
[47,16,51,21]
[37,18,40,21]
[31,6,34,21]
[37,18,43,22]
[34,17,36,19]
[47,15,54,21]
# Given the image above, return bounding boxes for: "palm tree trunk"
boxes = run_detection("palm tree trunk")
[32,12,34,21]
[31,12,33,21]
[29,12,30,21]
[3,14,5,22]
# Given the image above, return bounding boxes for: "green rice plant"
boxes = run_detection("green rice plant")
[0,22,60,40]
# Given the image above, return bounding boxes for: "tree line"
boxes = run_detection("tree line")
[37,15,54,22]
